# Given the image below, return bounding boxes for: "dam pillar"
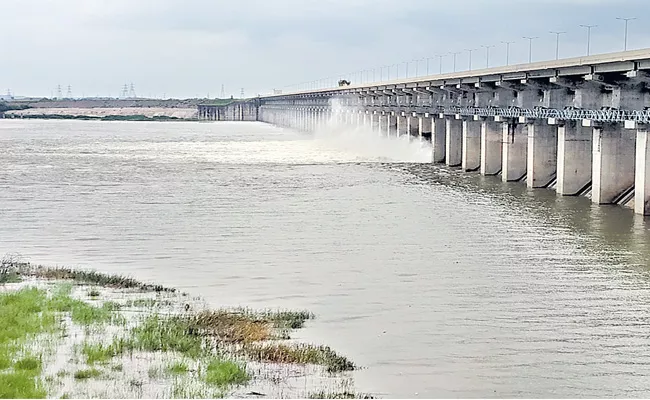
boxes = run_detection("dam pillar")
[446,117,463,167]
[388,113,398,138]
[371,113,380,135]
[462,118,482,172]
[526,120,558,188]
[379,113,388,137]
[397,114,408,138]
[556,120,593,195]
[481,120,503,175]
[634,125,650,215]
[419,115,432,142]
[432,117,446,163]
[501,120,528,182]
[592,122,635,204]
[408,114,419,140]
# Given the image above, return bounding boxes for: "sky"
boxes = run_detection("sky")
[1,0,648,99]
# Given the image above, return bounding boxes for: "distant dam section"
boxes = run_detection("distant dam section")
[1,98,246,121]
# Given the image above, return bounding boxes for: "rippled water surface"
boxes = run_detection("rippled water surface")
[4,119,650,398]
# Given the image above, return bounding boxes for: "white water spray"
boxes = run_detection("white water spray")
[311,98,433,163]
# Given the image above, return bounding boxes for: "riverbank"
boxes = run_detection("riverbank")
[4,107,198,121]
[0,257,369,399]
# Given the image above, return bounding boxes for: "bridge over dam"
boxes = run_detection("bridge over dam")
[199,49,650,216]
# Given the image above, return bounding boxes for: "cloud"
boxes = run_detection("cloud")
[0,0,648,98]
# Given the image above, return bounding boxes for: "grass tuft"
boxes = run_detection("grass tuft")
[14,356,42,372]
[243,343,355,373]
[82,341,127,364]
[166,360,190,375]
[34,267,175,292]
[73,368,102,380]
[128,315,204,358]
[203,359,249,388]
[0,371,47,398]
[308,392,375,399]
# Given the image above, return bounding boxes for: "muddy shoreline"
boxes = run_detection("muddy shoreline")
[0,261,372,399]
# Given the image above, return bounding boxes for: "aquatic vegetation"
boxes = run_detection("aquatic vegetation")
[73,368,102,380]
[0,262,361,398]
[166,361,190,375]
[243,343,355,373]
[31,266,175,292]
[308,392,375,399]
[128,315,205,358]
[202,359,249,388]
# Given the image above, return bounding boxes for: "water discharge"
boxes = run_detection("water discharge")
[4,120,650,397]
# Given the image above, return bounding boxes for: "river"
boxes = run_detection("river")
[3,119,650,398]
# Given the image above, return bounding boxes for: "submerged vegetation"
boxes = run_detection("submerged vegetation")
[0,257,365,398]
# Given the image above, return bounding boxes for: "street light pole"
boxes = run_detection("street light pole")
[616,17,636,51]
[502,41,515,66]
[549,31,566,60]
[580,24,597,56]
[450,52,461,72]
[438,54,444,74]
[523,36,539,63]
[466,49,477,71]
[482,45,495,68]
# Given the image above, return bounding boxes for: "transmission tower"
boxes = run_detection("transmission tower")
[240,88,244,98]
[66,85,72,99]
[120,84,128,98]
[220,84,225,98]
[56,85,62,99]
[129,83,136,98]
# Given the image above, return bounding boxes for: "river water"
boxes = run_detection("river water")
[3,119,650,398]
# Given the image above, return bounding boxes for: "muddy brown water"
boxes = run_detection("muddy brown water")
[4,120,650,397]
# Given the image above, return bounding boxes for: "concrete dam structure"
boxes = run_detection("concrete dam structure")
[202,49,650,216]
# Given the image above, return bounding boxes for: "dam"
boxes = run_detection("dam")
[198,49,650,216]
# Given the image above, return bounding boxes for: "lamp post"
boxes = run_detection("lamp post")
[502,41,515,66]
[523,36,539,63]
[616,17,636,51]
[450,51,461,72]
[580,24,597,56]
[549,31,566,60]
[482,45,495,68]
[438,54,445,74]
[466,48,477,71]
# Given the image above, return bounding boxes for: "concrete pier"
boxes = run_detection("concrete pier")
[419,115,432,142]
[635,126,650,215]
[557,121,592,195]
[480,120,502,175]
[388,114,398,138]
[397,114,408,137]
[432,117,446,163]
[501,121,528,182]
[253,48,650,216]
[446,118,463,167]
[592,122,635,204]
[462,119,481,171]
[527,121,558,188]
[408,115,419,140]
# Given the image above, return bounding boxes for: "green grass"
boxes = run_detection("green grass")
[81,341,127,364]
[128,315,204,358]
[203,359,249,388]
[14,356,42,372]
[0,371,47,398]
[73,368,102,380]
[49,284,122,325]
[166,361,190,375]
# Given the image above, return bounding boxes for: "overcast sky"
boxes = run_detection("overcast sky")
[1,0,648,99]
